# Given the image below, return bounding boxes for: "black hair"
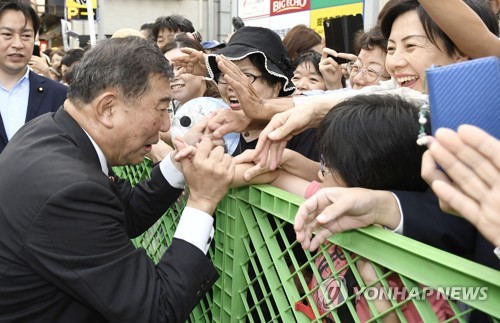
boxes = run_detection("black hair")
[317,94,429,191]
[0,0,40,35]
[248,54,282,90]
[140,23,154,41]
[380,0,499,57]
[61,48,84,68]
[68,37,172,105]
[294,51,322,76]
[353,25,387,55]
[160,32,204,54]
[140,23,153,30]
[152,15,195,40]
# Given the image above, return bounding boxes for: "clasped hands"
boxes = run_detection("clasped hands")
[171,116,234,215]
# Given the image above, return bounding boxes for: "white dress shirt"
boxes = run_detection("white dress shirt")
[0,68,30,140]
[83,130,214,254]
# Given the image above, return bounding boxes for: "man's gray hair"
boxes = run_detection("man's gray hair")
[68,37,172,105]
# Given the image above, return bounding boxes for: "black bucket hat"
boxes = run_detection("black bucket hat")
[206,26,295,97]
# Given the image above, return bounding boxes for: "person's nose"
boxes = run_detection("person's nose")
[226,82,235,94]
[11,34,24,49]
[351,70,366,88]
[295,78,309,92]
[159,111,170,133]
[386,48,406,74]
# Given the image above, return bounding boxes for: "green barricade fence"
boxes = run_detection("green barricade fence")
[114,160,500,323]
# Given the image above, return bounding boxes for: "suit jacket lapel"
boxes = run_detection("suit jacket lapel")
[0,112,7,146]
[25,71,46,123]
[0,70,34,146]
[53,108,102,171]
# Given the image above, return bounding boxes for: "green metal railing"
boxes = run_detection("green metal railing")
[114,160,500,322]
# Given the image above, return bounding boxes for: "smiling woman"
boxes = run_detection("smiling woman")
[162,34,219,110]
[380,0,499,93]
[291,51,327,95]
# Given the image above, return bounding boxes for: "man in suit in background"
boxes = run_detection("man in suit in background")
[0,0,67,154]
[0,35,234,322]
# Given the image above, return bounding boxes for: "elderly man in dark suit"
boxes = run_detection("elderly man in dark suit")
[0,34,234,322]
[0,0,67,154]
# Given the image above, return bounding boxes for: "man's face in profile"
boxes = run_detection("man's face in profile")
[108,75,172,166]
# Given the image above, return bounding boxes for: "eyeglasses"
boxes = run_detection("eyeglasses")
[319,154,331,177]
[216,72,262,85]
[347,62,391,83]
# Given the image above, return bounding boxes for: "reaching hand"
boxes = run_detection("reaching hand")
[207,109,252,139]
[216,55,267,120]
[253,106,316,170]
[422,125,500,247]
[173,115,225,163]
[169,47,208,77]
[146,140,174,163]
[181,138,235,214]
[232,149,274,181]
[294,188,401,251]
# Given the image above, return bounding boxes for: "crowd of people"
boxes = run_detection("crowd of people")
[0,0,499,321]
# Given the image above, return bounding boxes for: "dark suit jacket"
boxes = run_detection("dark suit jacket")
[395,190,499,321]
[0,108,218,322]
[0,71,67,153]
[394,190,499,270]
[234,128,320,162]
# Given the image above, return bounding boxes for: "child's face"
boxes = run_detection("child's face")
[318,155,345,188]
[292,61,326,95]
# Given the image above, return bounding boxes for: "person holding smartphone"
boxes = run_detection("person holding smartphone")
[28,43,51,76]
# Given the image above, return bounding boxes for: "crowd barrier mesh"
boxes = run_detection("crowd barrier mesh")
[114,160,500,323]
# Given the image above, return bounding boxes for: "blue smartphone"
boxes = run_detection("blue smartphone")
[427,56,500,139]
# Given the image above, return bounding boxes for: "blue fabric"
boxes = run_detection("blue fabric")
[0,68,30,140]
[427,56,500,139]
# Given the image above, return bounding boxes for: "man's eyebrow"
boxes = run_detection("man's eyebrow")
[0,26,34,33]
[159,96,172,103]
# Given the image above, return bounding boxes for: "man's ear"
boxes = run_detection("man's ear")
[94,92,119,129]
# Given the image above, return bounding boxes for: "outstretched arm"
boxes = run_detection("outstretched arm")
[169,47,208,77]
[215,56,295,120]
[418,0,500,58]
[232,149,319,197]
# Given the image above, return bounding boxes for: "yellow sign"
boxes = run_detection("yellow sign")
[66,0,97,20]
[309,2,363,36]
[66,0,97,9]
